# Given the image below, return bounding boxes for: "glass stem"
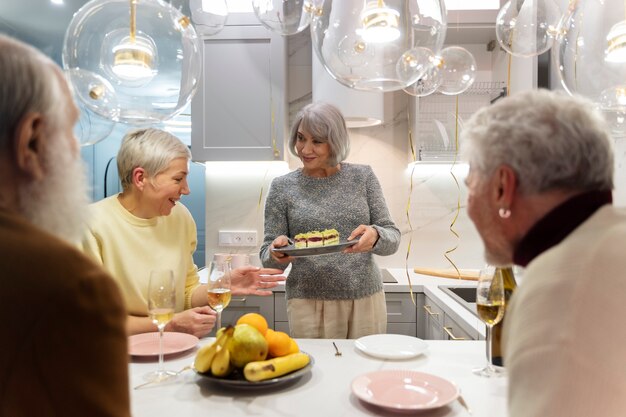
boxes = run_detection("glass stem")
[217,311,222,330]
[158,326,165,374]
[485,325,493,370]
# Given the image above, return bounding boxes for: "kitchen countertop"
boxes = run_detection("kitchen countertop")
[130,338,507,416]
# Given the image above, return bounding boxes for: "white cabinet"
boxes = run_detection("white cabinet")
[191,20,287,161]
[274,291,290,335]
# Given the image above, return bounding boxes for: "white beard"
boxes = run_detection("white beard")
[17,136,91,245]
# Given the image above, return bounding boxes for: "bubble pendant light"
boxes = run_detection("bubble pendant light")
[63,0,202,124]
[555,0,626,109]
[252,0,314,35]
[311,0,447,92]
[495,0,561,58]
[190,0,228,36]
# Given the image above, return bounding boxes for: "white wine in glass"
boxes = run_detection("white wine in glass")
[207,258,232,330]
[145,269,177,383]
[473,266,506,378]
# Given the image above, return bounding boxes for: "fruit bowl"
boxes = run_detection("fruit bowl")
[194,352,314,388]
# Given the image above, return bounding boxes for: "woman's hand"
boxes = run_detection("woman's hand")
[343,225,379,253]
[165,306,216,338]
[269,235,295,264]
[230,266,287,296]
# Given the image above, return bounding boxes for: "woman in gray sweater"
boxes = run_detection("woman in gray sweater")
[260,102,400,338]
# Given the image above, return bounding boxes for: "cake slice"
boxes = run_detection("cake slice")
[306,231,324,248]
[322,229,340,246]
[294,233,307,249]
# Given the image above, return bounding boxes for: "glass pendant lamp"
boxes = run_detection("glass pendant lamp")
[310,0,447,92]
[63,0,202,124]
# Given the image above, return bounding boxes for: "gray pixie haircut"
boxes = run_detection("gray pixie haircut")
[0,35,62,151]
[289,102,350,166]
[461,89,614,194]
[117,128,192,190]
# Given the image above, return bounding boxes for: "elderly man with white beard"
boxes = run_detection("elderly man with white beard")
[0,35,130,416]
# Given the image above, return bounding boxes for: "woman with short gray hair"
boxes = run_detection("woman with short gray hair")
[260,102,400,338]
[82,128,285,337]
[461,89,626,417]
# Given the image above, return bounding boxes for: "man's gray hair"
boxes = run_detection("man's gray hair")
[0,35,62,151]
[288,102,350,166]
[461,89,614,194]
[117,128,192,190]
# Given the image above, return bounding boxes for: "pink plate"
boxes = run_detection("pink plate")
[128,332,199,357]
[351,370,459,412]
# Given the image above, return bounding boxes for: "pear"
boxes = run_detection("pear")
[227,324,269,368]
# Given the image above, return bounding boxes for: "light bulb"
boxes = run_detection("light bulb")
[110,34,157,84]
[359,1,401,43]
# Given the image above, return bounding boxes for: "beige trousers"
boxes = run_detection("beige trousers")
[286,291,387,339]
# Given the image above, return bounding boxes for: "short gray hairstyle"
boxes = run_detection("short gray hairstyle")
[289,102,350,166]
[117,128,192,190]
[0,35,62,151]
[461,89,614,194]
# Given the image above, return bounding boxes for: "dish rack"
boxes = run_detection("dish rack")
[412,81,507,162]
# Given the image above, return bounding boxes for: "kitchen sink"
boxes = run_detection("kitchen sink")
[439,286,477,317]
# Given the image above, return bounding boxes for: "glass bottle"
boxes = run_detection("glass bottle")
[490,266,517,367]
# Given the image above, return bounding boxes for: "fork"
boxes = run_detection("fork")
[332,342,342,357]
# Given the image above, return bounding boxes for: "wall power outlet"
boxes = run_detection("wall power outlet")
[218,231,258,247]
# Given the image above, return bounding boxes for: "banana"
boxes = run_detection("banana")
[211,345,233,377]
[243,352,310,382]
[194,326,233,373]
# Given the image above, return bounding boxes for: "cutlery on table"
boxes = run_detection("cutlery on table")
[332,342,342,357]
[457,393,472,415]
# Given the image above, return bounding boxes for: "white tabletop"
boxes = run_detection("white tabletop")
[130,338,507,417]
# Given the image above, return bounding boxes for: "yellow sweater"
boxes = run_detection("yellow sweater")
[81,195,200,316]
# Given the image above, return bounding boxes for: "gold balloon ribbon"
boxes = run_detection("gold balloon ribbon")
[405,97,418,305]
[443,95,462,279]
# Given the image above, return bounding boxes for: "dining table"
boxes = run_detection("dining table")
[129,337,507,416]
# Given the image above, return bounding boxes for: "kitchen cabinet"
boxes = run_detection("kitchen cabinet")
[209,294,274,336]
[191,18,287,161]
[385,292,422,337]
[423,295,478,341]
[273,291,422,337]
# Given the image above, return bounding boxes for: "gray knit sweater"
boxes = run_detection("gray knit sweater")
[260,163,400,300]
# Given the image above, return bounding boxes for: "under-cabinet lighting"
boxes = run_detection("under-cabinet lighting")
[205,161,290,178]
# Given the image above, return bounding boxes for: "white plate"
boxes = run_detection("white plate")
[355,334,428,360]
[351,370,459,412]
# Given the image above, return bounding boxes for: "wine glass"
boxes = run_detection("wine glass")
[473,265,506,378]
[145,269,177,382]
[207,257,232,331]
